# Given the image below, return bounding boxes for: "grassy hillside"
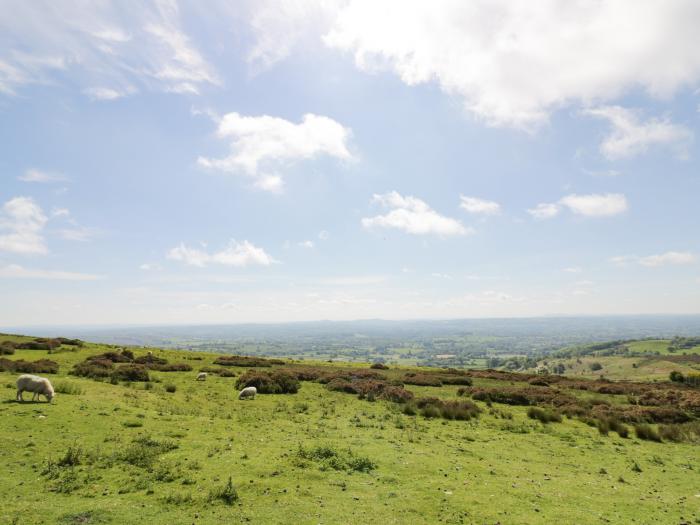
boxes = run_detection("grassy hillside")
[1,336,699,525]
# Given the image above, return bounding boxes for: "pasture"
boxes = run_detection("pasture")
[0,335,699,525]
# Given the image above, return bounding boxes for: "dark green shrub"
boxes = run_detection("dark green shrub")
[370,362,389,370]
[235,370,299,394]
[165,384,177,393]
[634,424,662,442]
[527,407,562,424]
[112,365,150,382]
[0,358,59,374]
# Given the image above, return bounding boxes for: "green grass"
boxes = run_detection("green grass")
[0,339,699,524]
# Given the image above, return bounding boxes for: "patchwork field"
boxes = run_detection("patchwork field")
[1,335,699,525]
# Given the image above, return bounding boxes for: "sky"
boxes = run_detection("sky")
[1,0,699,326]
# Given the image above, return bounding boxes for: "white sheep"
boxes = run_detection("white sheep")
[238,386,257,400]
[16,374,55,403]
[196,372,207,381]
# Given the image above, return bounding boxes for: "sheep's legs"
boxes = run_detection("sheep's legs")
[16,390,23,402]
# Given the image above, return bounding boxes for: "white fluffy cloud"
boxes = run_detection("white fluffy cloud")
[0,1,218,97]
[559,193,628,217]
[583,106,693,159]
[314,0,700,128]
[362,191,471,237]
[18,168,67,183]
[0,196,48,255]
[0,263,101,280]
[197,112,353,192]
[167,240,277,267]
[459,195,500,216]
[529,193,627,219]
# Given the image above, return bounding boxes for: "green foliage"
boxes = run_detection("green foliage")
[209,477,238,505]
[53,381,84,395]
[527,407,562,424]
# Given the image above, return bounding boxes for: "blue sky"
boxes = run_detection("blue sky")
[1,1,699,326]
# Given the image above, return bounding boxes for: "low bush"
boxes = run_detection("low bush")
[0,342,15,355]
[235,370,300,394]
[527,407,562,424]
[149,363,192,372]
[370,362,389,370]
[415,397,481,421]
[199,367,237,377]
[112,365,150,382]
[214,355,285,367]
[634,424,662,442]
[402,373,443,387]
[165,384,177,393]
[0,358,59,374]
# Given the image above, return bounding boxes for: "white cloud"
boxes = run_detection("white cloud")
[58,226,99,242]
[527,202,560,220]
[559,193,628,217]
[611,251,696,267]
[529,193,627,219]
[362,191,471,237]
[563,267,582,274]
[298,240,314,249]
[459,195,501,216]
[639,251,696,267]
[0,196,48,255]
[0,2,218,97]
[583,106,693,159]
[318,230,330,241]
[167,240,277,267]
[18,168,67,183]
[319,1,700,128]
[83,86,131,101]
[51,207,70,218]
[0,263,101,281]
[198,112,353,192]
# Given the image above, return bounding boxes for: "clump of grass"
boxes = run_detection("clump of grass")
[209,477,238,505]
[634,424,662,442]
[295,444,376,473]
[163,491,194,505]
[57,509,110,524]
[164,384,177,393]
[122,420,144,428]
[116,435,178,468]
[53,381,84,395]
[527,407,562,424]
[57,444,83,467]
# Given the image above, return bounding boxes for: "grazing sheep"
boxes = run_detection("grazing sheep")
[238,386,257,400]
[16,374,55,403]
[197,372,207,381]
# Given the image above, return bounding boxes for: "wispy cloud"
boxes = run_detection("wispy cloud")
[167,240,277,268]
[198,112,353,192]
[611,251,696,267]
[362,191,472,237]
[0,263,102,281]
[18,168,68,183]
[583,106,693,159]
[529,193,627,219]
[0,2,219,98]
[459,195,501,216]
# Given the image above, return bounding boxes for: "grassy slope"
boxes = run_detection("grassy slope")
[538,339,700,381]
[0,342,699,525]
